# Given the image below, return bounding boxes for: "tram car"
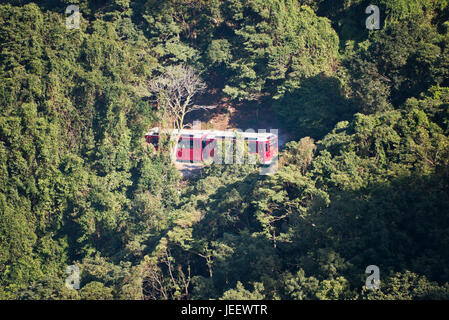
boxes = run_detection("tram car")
[145,127,278,164]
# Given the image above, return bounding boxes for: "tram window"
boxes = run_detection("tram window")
[147,136,158,147]
[202,140,213,149]
[247,140,257,153]
[177,138,185,148]
[178,136,193,149]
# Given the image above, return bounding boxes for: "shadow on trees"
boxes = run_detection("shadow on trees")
[185,167,449,297]
[273,75,356,141]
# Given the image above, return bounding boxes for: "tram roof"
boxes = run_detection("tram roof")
[145,127,277,139]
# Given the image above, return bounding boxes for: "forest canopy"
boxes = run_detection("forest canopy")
[1,0,449,300]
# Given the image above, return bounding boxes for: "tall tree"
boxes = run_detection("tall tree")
[148,65,212,161]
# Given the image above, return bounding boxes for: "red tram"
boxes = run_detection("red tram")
[145,128,278,164]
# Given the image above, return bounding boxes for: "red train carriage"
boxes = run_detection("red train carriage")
[145,128,278,164]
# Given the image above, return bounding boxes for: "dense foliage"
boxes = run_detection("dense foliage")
[1,0,449,300]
